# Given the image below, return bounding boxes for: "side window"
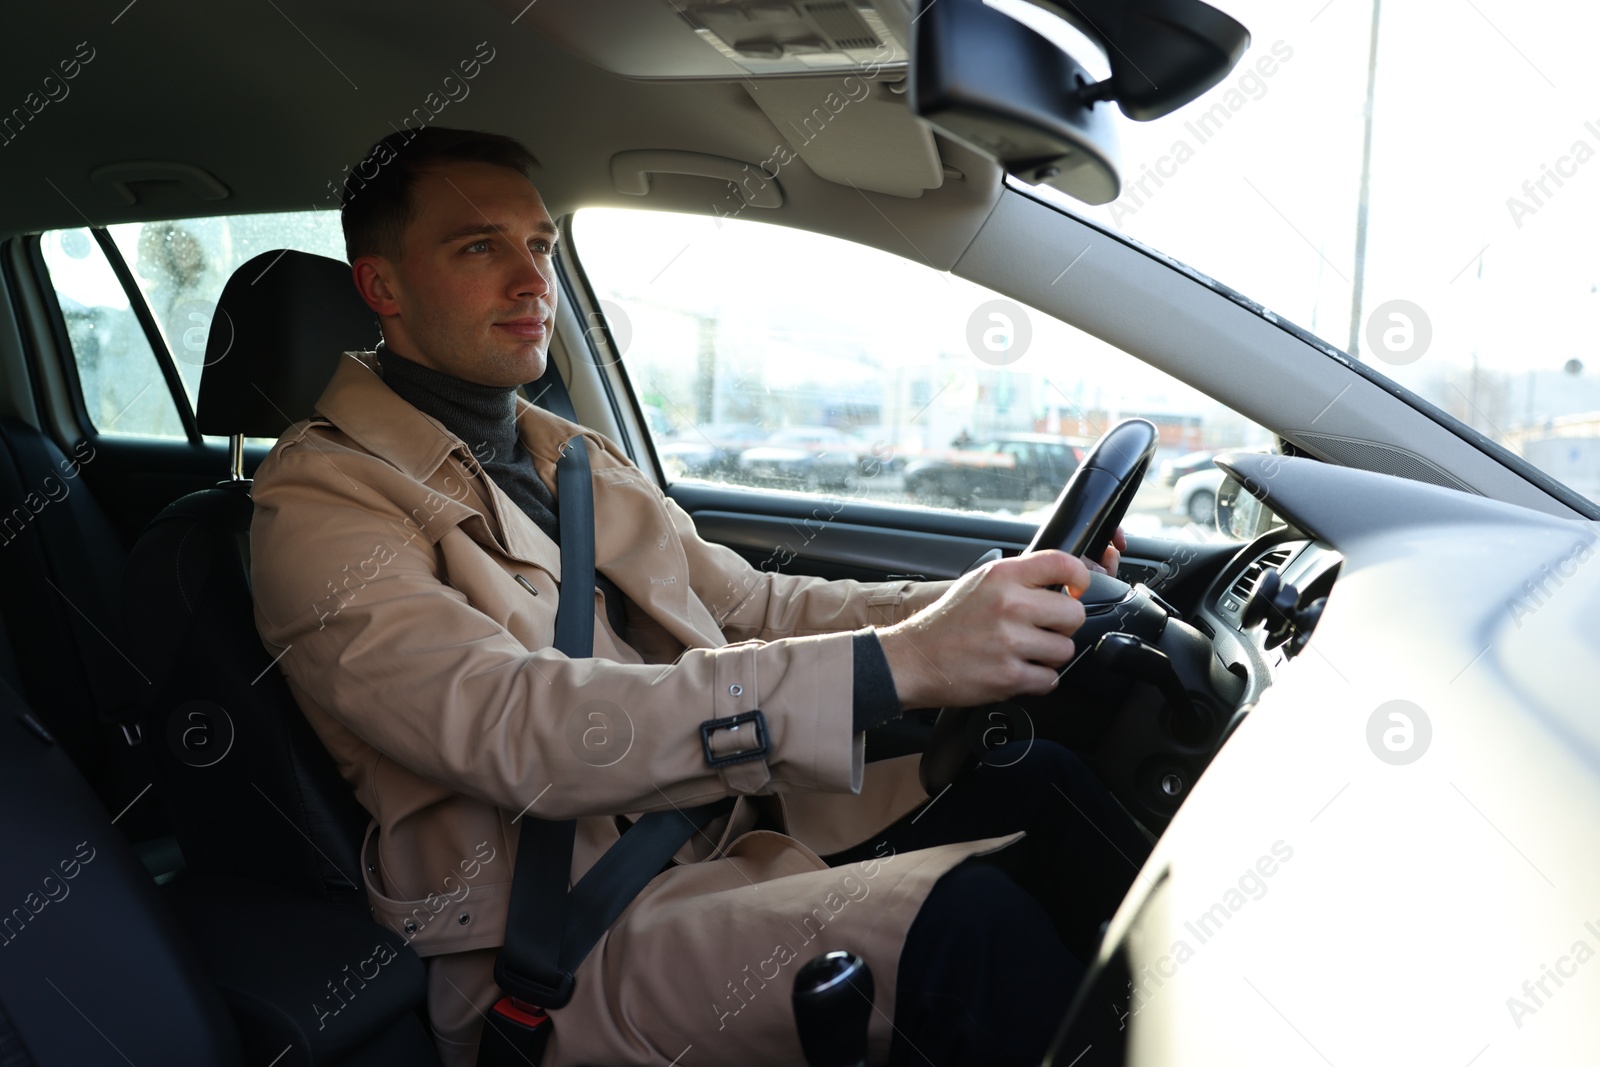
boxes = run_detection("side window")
[571,208,1275,540]
[39,228,186,439]
[41,210,348,442]
[105,212,348,423]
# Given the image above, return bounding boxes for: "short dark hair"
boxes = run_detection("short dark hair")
[340,127,541,262]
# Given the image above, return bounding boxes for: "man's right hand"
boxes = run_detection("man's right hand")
[876,550,1092,711]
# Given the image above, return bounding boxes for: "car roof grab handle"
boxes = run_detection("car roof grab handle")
[610,150,783,209]
[90,160,232,206]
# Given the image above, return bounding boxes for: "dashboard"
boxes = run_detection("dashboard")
[1052,451,1600,1065]
[1190,530,1343,713]
[1078,516,1345,834]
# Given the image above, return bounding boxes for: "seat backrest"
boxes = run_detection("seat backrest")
[122,250,379,913]
[0,415,139,762]
[0,414,177,848]
[0,676,245,1066]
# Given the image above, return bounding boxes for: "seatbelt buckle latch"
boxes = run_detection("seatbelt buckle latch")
[479,995,555,1067]
[495,954,577,1011]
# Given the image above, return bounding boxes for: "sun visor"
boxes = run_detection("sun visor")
[742,75,944,198]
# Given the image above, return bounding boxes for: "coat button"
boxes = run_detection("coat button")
[458,913,471,925]
[367,864,376,873]
[729,684,743,696]
[404,920,417,934]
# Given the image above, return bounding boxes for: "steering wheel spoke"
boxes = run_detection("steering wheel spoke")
[920,419,1161,795]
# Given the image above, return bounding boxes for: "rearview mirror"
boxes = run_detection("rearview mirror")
[909,0,1249,204]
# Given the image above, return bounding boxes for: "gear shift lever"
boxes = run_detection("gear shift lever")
[793,951,874,1067]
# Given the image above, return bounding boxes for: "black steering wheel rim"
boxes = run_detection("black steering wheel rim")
[917,418,1160,795]
[1025,418,1160,565]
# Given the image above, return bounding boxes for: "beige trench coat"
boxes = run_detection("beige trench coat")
[249,351,1024,1067]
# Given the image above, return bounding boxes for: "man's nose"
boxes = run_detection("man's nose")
[511,250,552,300]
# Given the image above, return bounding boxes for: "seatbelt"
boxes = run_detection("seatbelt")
[523,359,628,638]
[549,434,596,659]
[479,435,733,1067]
[525,358,578,423]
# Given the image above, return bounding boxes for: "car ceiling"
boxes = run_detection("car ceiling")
[4,0,1003,266]
[16,1,1594,522]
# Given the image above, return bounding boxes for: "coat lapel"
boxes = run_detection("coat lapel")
[514,402,727,652]
[314,352,729,654]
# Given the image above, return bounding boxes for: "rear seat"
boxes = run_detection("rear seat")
[0,674,245,1067]
[0,403,438,1067]
[0,415,172,851]
[0,673,439,1067]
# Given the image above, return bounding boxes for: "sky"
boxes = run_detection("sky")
[1056,0,1600,391]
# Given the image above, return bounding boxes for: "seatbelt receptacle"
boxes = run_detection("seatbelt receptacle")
[478,996,552,1067]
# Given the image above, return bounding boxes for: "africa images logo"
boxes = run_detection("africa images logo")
[1366,700,1431,766]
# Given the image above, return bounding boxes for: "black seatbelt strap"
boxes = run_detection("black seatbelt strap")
[549,435,595,660]
[525,359,578,423]
[483,435,732,1066]
[524,360,627,638]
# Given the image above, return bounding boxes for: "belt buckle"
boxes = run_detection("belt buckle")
[699,709,770,768]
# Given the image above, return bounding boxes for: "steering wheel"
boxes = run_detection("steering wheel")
[918,418,1160,794]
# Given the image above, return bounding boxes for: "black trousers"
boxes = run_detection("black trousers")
[820,740,1152,1067]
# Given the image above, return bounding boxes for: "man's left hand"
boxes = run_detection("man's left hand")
[1084,526,1127,579]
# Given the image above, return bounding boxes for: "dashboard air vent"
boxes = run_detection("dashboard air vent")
[1229,546,1292,601]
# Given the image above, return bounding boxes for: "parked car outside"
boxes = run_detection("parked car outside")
[655,421,766,480]
[904,433,1088,508]
[1171,466,1226,526]
[737,426,862,490]
[1159,449,1219,487]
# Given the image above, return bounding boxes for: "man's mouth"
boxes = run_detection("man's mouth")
[494,317,548,340]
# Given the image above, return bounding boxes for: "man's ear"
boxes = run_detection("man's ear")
[351,256,402,317]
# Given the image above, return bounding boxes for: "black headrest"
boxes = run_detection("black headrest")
[196,250,378,438]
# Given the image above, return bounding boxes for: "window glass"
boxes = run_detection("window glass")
[40,228,185,439]
[1021,0,1600,503]
[573,208,1275,541]
[107,210,348,445]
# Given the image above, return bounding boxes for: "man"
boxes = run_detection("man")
[250,127,1150,1067]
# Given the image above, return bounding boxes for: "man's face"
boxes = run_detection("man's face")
[357,159,558,387]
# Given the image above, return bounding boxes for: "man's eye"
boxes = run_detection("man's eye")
[465,239,491,253]
[532,240,555,255]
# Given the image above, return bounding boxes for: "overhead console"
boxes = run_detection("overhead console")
[506,0,1248,206]
[502,0,910,79]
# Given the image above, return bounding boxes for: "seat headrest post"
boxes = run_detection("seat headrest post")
[229,434,245,483]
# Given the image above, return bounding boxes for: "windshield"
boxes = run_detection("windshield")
[1024,0,1600,504]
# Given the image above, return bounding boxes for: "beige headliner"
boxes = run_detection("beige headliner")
[3,0,1002,266]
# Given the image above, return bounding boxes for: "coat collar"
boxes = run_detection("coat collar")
[313,351,572,482]
[313,351,576,570]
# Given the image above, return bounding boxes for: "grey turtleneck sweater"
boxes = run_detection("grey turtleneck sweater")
[375,347,901,732]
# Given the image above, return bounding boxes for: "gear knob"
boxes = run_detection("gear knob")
[792,951,875,1067]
